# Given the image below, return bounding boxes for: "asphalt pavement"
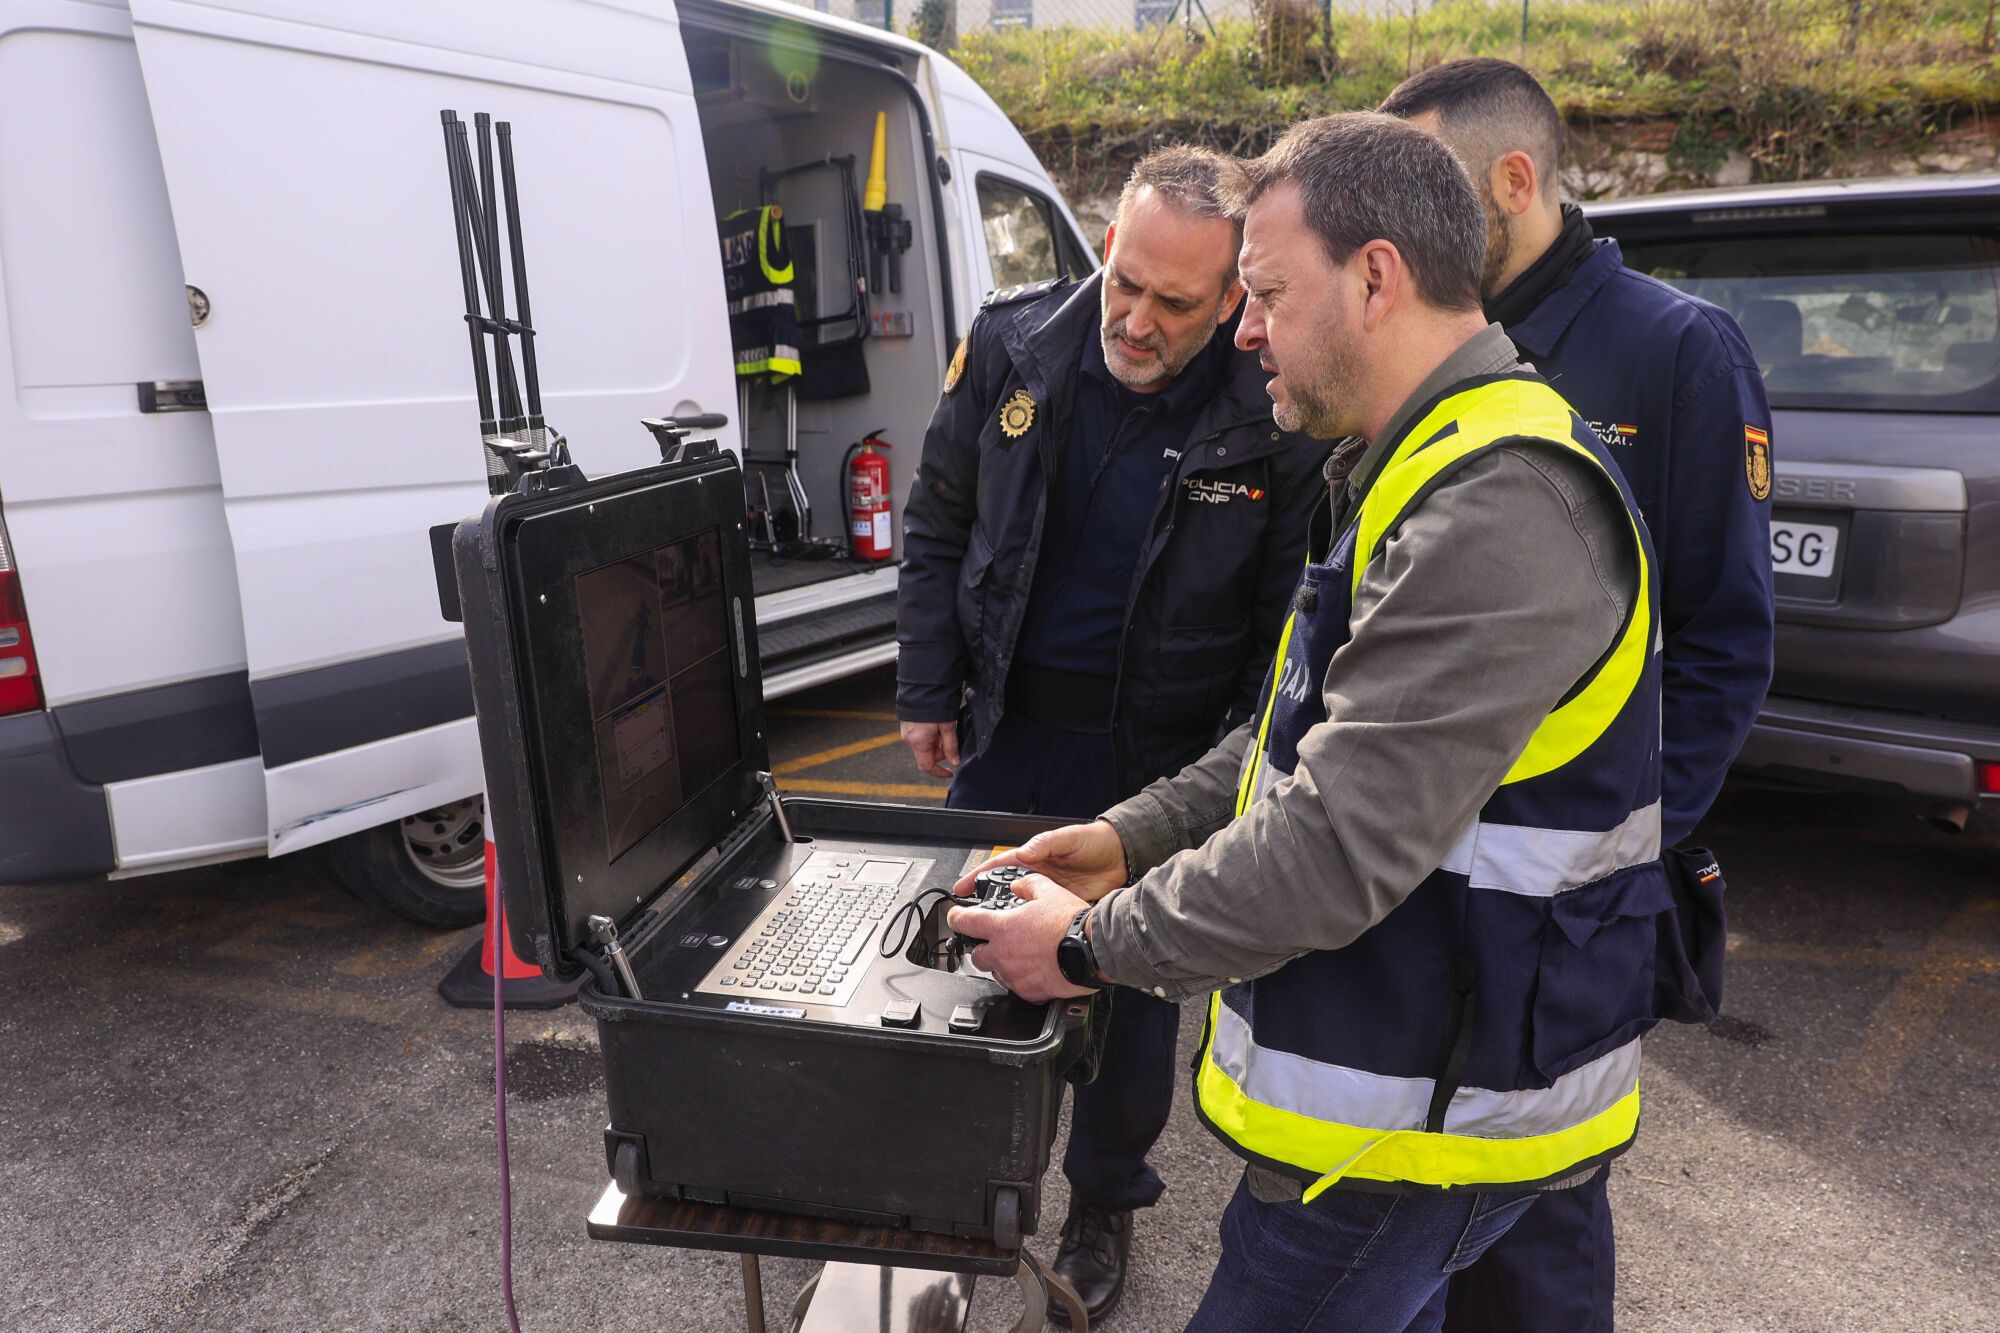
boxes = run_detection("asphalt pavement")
[2,664,1996,1331]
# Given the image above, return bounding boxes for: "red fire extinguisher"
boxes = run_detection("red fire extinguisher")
[845,432,894,563]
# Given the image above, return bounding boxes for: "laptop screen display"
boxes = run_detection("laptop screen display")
[575,527,740,861]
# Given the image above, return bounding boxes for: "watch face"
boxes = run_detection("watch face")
[1057,932,1093,986]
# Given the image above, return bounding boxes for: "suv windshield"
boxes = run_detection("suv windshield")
[1620,231,2000,412]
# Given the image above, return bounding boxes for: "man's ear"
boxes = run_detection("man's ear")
[1217,276,1246,324]
[1357,240,1401,333]
[1102,222,1117,265]
[1491,149,1539,218]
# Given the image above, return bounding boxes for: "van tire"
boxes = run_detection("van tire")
[321,797,487,930]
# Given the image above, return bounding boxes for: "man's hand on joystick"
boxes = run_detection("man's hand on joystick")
[951,819,1129,903]
[945,872,1097,1003]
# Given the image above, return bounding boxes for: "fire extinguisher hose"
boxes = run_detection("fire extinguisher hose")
[839,439,863,545]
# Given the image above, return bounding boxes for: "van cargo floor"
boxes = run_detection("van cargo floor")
[752,554,896,596]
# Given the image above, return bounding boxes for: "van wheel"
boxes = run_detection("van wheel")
[320,797,487,929]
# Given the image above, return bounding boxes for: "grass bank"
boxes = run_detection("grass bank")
[949,0,2000,198]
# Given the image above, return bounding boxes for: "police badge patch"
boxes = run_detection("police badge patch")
[1000,388,1036,438]
[1744,424,1772,500]
[943,337,968,395]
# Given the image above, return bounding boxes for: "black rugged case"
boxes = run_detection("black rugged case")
[451,449,1087,1245]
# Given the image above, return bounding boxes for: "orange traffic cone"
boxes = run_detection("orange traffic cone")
[438,840,581,1009]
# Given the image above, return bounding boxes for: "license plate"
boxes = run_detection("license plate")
[1771,519,1840,580]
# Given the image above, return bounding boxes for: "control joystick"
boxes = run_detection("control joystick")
[944,864,1031,959]
[972,864,1032,910]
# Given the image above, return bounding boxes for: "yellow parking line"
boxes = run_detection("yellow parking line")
[777,778,948,801]
[768,707,898,721]
[774,732,907,775]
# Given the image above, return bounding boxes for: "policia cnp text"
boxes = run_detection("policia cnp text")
[951,113,1679,1329]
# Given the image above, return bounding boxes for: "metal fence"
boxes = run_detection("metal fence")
[781,0,1427,39]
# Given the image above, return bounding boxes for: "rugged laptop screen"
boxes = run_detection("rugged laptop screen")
[575,527,741,862]
[482,452,769,955]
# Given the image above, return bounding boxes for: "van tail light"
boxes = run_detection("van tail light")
[1979,762,2000,798]
[0,513,43,717]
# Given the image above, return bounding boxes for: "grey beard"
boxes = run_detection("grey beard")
[1274,394,1340,440]
[1102,314,1219,390]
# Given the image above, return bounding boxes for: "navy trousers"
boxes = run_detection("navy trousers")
[948,712,1181,1212]
[1442,1165,1615,1333]
[1187,1176,1539,1332]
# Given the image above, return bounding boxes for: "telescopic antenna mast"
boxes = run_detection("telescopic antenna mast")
[496,121,544,435]
[438,107,569,492]
[440,112,497,449]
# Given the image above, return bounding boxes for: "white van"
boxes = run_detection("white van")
[0,0,1093,924]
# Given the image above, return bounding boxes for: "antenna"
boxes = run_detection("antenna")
[439,112,497,449]
[437,108,570,493]
[496,121,543,435]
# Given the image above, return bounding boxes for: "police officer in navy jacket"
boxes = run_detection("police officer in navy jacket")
[1384,58,1775,1333]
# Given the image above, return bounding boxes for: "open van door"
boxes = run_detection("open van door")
[127,0,739,855]
[958,152,1097,299]
[921,55,1095,302]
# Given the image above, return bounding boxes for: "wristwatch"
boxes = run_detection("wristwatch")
[1056,906,1101,988]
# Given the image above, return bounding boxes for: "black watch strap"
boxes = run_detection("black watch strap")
[1058,907,1099,987]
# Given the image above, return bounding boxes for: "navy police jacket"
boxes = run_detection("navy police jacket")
[1508,240,1775,844]
[896,274,1330,795]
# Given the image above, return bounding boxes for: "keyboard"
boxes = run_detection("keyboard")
[694,850,933,1008]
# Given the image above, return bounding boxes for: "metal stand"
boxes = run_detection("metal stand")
[1158,0,1216,38]
[782,382,811,541]
[1012,1250,1087,1332]
[787,1252,1081,1332]
[586,1184,1085,1332]
[743,1253,769,1333]
[740,379,812,543]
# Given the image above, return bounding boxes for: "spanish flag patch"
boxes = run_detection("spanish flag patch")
[943,336,968,395]
[1744,424,1771,500]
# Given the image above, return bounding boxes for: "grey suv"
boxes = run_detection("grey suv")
[1589,176,2000,828]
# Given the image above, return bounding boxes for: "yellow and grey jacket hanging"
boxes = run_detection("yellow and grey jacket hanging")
[720,206,801,382]
[1197,373,1668,1199]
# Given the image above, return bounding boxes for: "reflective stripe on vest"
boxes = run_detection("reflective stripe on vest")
[758,204,796,285]
[1201,373,1662,1196]
[1198,997,1642,1199]
[721,207,802,382]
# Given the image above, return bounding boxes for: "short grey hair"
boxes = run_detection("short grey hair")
[1116,145,1244,283]
[1227,112,1485,314]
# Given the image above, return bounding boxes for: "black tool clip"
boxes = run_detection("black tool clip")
[641,414,729,466]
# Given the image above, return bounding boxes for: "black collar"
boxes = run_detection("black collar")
[1485,203,1596,331]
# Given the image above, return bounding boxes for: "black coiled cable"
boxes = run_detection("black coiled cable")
[879,886,971,964]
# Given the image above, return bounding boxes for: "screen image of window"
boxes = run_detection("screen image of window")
[1621,231,2000,412]
[575,528,738,862]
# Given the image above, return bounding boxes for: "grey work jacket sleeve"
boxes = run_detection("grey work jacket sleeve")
[1090,445,1637,1000]
[1101,722,1254,880]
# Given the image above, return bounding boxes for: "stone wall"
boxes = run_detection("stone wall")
[1561,117,2000,200]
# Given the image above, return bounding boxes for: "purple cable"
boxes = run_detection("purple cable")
[494,861,525,1333]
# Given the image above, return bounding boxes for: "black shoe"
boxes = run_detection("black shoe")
[1049,1202,1131,1327]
